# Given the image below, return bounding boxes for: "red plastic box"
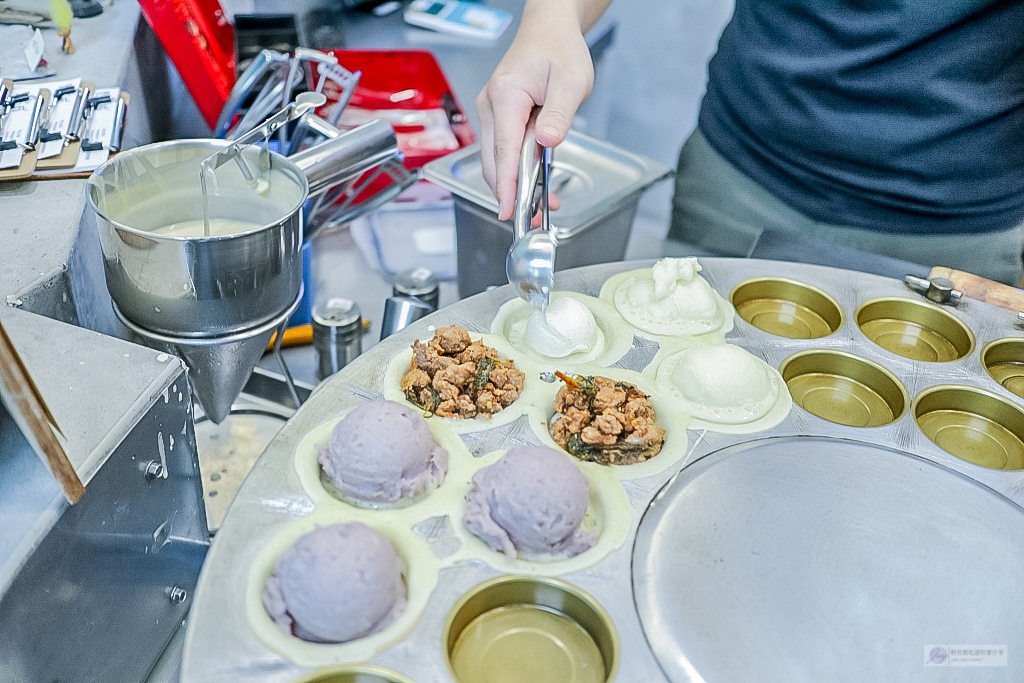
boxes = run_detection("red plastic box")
[315,49,476,171]
[137,0,236,129]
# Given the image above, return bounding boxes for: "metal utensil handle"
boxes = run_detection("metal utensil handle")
[541,146,551,231]
[213,49,290,138]
[289,118,399,196]
[313,161,420,230]
[200,92,326,186]
[513,110,544,240]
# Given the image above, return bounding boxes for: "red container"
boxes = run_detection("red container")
[315,49,476,171]
[137,0,236,129]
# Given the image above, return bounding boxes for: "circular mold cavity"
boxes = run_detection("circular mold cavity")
[443,576,619,683]
[490,292,634,367]
[780,350,908,428]
[982,338,1024,400]
[245,516,440,668]
[293,408,470,512]
[293,665,414,683]
[914,385,1024,470]
[855,298,974,362]
[730,278,843,339]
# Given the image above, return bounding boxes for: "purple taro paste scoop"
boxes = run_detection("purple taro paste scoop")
[317,400,448,504]
[262,522,407,643]
[463,445,597,560]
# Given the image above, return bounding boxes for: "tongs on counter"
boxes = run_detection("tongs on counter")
[506,111,556,308]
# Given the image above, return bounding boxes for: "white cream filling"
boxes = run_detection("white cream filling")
[669,345,780,424]
[524,296,600,358]
[613,258,726,336]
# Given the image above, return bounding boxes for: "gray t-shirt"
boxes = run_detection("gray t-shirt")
[698,0,1024,234]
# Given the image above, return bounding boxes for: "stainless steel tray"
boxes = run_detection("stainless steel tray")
[422,133,671,238]
[181,258,1024,682]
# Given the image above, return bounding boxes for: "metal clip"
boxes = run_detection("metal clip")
[37,85,78,143]
[108,95,127,152]
[0,80,10,116]
[66,85,91,141]
[904,275,962,305]
[20,94,46,150]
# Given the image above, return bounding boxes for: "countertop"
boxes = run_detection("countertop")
[1,0,144,317]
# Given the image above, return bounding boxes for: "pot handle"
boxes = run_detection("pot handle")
[289,117,399,196]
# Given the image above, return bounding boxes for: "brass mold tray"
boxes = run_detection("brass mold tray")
[181,258,1024,683]
[780,349,907,428]
[443,576,617,683]
[730,277,843,339]
[983,338,1024,400]
[914,385,1024,470]
[855,296,974,362]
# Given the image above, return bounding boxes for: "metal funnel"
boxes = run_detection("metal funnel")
[112,292,302,424]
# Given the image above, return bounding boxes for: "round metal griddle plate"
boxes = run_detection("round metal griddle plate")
[633,436,1024,682]
[195,409,288,532]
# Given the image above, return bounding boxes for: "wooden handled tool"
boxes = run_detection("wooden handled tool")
[927,266,1024,314]
[0,319,85,503]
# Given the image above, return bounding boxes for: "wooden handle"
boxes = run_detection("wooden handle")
[928,267,1024,313]
[0,320,85,504]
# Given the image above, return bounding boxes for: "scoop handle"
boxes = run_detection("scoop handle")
[513,110,544,240]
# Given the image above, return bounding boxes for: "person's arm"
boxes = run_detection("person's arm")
[477,0,613,220]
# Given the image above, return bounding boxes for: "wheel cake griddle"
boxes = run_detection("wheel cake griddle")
[181,258,1024,683]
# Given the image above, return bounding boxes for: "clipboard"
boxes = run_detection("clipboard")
[35,80,95,171]
[28,90,131,181]
[0,88,50,182]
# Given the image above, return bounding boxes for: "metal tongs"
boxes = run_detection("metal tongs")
[506,112,556,308]
[199,91,327,194]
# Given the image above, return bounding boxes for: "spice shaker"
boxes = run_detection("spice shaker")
[379,296,432,341]
[393,267,440,311]
[312,298,362,381]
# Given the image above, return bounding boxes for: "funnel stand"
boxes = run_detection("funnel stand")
[113,288,304,424]
[269,317,302,409]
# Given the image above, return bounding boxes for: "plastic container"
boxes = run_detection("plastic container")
[314,49,475,172]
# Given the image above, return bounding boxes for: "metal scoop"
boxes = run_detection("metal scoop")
[506,114,556,308]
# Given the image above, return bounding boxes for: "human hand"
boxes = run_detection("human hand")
[477,0,599,221]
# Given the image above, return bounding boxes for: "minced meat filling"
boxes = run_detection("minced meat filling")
[401,325,525,418]
[550,373,665,465]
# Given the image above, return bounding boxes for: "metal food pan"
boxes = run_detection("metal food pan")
[181,258,1024,682]
[423,135,671,298]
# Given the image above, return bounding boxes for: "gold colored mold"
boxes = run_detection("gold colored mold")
[914,385,1024,470]
[780,350,908,427]
[982,338,1024,400]
[294,665,414,683]
[730,278,843,339]
[443,576,619,683]
[855,298,974,362]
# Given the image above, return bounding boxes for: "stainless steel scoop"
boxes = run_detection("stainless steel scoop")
[506,115,556,308]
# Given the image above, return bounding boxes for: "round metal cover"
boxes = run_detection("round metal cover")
[633,436,1024,682]
[195,409,287,532]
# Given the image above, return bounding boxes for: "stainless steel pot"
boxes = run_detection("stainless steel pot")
[88,120,396,337]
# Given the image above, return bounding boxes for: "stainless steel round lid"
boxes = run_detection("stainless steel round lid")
[633,436,1024,682]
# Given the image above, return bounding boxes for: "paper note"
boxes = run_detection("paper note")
[23,29,44,73]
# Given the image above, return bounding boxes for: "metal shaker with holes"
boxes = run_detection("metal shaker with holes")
[313,299,362,380]
[393,267,440,311]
